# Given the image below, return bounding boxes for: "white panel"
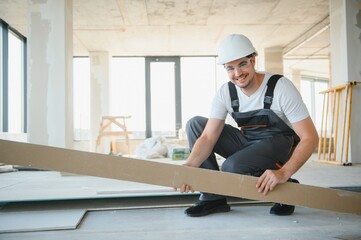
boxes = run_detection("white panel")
[0,209,86,233]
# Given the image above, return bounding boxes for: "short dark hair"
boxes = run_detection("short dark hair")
[246,52,257,58]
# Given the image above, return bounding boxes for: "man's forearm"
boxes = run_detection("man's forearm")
[281,136,318,179]
[185,136,215,168]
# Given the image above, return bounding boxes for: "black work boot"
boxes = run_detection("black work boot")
[184,198,230,217]
[270,179,299,216]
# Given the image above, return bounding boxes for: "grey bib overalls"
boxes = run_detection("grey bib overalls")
[185,74,300,201]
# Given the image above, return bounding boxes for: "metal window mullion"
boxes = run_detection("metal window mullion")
[174,57,182,137]
[1,21,8,132]
[23,38,27,133]
[145,57,151,138]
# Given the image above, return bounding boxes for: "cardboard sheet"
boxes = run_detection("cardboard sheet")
[0,139,360,215]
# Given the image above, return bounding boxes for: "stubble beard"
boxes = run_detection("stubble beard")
[233,72,254,90]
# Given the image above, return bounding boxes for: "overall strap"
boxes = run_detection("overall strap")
[264,74,283,109]
[228,74,283,112]
[228,81,239,112]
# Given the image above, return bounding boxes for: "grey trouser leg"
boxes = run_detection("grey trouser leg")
[185,116,295,201]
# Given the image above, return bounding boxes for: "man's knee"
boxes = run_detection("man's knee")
[221,160,248,174]
[221,158,263,176]
[185,116,208,136]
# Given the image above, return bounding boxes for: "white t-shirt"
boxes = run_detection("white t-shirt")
[210,72,309,128]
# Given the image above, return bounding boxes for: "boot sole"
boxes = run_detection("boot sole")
[270,205,295,216]
[186,205,231,217]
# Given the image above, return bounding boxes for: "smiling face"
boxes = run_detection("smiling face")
[224,55,262,96]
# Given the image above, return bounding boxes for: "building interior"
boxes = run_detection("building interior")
[0,0,360,239]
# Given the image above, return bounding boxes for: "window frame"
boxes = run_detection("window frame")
[0,19,27,133]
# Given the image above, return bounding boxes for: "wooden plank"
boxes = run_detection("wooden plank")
[0,139,360,215]
[317,93,326,159]
[345,85,353,164]
[313,159,345,166]
[340,85,350,163]
[319,84,347,94]
[322,92,329,159]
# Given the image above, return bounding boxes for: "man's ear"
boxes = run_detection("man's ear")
[251,56,256,66]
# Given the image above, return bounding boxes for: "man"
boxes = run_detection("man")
[174,34,319,217]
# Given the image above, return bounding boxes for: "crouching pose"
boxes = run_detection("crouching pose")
[174,34,318,217]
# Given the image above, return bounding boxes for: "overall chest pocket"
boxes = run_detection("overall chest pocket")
[232,112,269,128]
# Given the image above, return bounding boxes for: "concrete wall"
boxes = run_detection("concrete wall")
[27,0,73,148]
[329,0,361,163]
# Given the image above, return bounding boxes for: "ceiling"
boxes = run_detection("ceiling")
[0,0,330,77]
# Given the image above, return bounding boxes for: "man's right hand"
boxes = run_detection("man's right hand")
[173,184,194,193]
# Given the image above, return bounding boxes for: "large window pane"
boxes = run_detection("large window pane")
[150,61,176,137]
[110,57,145,139]
[180,57,218,130]
[301,79,313,116]
[314,80,328,131]
[301,77,328,131]
[0,24,3,129]
[73,57,90,140]
[8,31,23,133]
[216,61,230,89]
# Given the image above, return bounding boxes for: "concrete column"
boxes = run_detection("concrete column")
[89,52,110,153]
[27,0,73,148]
[329,0,361,163]
[264,47,284,74]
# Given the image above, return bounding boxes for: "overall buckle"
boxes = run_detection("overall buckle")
[264,96,273,105]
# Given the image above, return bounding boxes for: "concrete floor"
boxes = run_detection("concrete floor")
[1,204,360,240]
[0,155,361,239]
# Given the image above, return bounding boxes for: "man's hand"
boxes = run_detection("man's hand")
[173,184,195,193]
[172,163,195,193]
[256,169,288,195]
[172,159,199,193]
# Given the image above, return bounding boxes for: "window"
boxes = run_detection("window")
[8,31,24,133]
[73,57,90,140]
[0,23,3,130]
[300,77,328,131]
[181,57,218,130]
[0,19,26,133]
[109,56,228,140]
[149,61,177,137]
[110,57,146,139]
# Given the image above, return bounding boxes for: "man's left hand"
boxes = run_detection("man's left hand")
[256,169,288,195]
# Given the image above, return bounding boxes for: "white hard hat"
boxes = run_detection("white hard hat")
[217,34,257,65]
